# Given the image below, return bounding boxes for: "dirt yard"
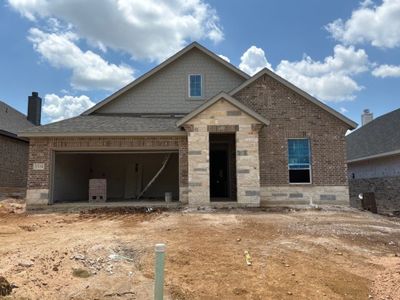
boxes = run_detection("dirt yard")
[0,201,399,300]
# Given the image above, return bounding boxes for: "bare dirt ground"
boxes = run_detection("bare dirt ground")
[0,200,399,300]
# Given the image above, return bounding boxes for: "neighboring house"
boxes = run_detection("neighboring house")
[0,93,41,195]
[20,42,357,208]
[347,109,400,215]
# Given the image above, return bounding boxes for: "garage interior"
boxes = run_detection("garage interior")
[52,151,179,203]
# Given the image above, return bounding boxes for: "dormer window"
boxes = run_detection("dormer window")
[189,74,202,98]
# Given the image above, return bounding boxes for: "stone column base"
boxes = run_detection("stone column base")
[26,189,49,206]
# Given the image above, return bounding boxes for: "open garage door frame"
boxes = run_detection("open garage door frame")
[49,150,180,204]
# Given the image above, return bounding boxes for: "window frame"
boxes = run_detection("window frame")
[287,138,312,184]
[188,74,203,99]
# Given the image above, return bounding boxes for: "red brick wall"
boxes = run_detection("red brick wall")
[234,74,349,186]
[0,135,29,188]
[27,136,188,190]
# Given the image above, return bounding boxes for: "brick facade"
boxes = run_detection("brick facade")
[234,74,349,205]
[349,176,400,215]
[234,74,348,186]
[26,75,351,207]
[27,136,188,205]
[0,135,29,188]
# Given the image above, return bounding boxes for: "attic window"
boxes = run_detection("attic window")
[288,139,311,183]
[189,74,202,98]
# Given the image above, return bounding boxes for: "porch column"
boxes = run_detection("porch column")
[236,124,261,206]
[187,125,210,206]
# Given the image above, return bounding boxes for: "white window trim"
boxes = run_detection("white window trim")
[188,74,203,99]
[287,138,312,184]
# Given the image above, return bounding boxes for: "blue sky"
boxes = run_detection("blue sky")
[1,0,400,127]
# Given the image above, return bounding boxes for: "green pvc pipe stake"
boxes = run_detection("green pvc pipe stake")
[154,243,166,300]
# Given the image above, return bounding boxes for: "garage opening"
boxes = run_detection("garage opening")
[52,152,179,203]
[209,133,237,201]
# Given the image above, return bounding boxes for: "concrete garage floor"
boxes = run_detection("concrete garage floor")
[0,201,399,299]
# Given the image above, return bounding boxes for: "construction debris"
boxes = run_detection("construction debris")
[244,250,252,266]
[137,153,171,200]
[0,276,12,296]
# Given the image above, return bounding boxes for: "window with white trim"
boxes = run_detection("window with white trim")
[288,139,311,183]
[189,74,202,97]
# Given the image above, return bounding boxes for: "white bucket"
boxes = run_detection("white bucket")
[165,192,172,202]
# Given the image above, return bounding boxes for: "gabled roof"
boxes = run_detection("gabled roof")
[83,42,250,115]
[176,92,270,127]
[347,108,400,162]
[19,115,185,137]
[229,68,358,129]
[0,100,33,139]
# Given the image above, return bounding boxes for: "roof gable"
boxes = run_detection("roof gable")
[230,68,357,129]
[83,42,249,115]
[177,92,269,127]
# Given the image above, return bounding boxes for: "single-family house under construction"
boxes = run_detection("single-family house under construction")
[20,42,357,208]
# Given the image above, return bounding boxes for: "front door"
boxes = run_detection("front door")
[210,147,229,198]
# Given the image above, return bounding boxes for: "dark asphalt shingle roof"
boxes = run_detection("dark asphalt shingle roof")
[346,108,400,161]
[20,115,182,135]
[0,101,34,136]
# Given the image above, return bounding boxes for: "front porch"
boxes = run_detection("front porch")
[178,92,269,207]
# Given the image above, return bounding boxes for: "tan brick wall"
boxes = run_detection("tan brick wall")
[234,74,349,187]
[0,135,29,188]
[27,136,188,205]
[185,98,262,206]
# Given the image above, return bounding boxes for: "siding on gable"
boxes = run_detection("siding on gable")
[96,48,246,114]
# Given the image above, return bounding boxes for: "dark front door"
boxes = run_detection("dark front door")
[210,148,229,198]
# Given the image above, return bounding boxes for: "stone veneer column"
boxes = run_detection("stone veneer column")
[187,125,210,206]
[236,124,261,206]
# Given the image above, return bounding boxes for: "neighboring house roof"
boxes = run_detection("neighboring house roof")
[229,68,358,129]
[177,92,270,127]
[0,100,33,140]
[82,42,250,115]
[20,115,185,137]
[347,108,400,162]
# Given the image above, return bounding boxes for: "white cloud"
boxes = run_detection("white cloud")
[28,28,134,91]
[8,0,223,62]
[218,54,230,63]
[326,0,400,48]
[43,93,95,122]
[239,46,272,75]
[339,107,349,113]
[372,64,400,77]
[275,44,369,102]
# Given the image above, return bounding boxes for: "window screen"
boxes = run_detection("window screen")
[288,139,311,183]
[189,74,202,97]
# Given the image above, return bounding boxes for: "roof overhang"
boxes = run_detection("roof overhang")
[347,149,400,163]
[18,131,187,138]
[1,129,29,142]
[229,68,358,129]
[176,92,270,127]
[82,42,250,116]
